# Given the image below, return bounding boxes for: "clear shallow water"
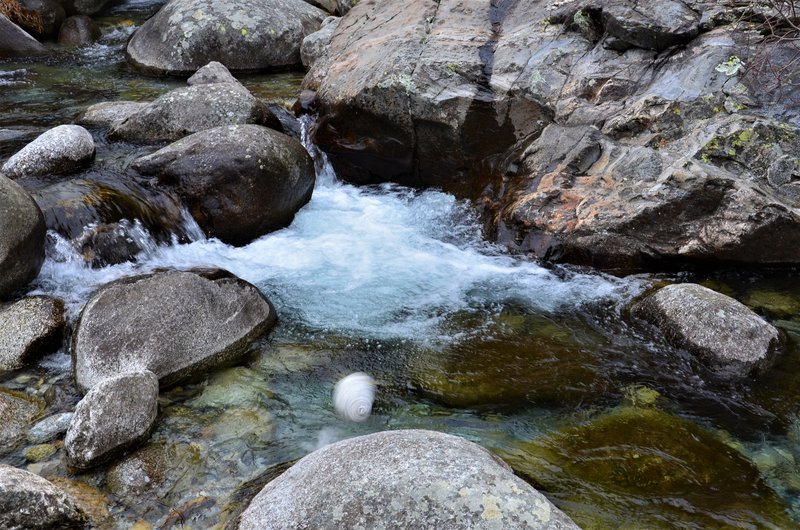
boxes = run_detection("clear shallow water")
[3,2,800,528]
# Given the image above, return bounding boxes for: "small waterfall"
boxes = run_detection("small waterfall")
[299,115,338,188]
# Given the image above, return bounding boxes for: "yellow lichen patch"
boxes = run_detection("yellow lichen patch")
[481,495,503,520]
[241,28,247,36]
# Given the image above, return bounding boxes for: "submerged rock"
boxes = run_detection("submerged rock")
[126,0,326,75]
[498,406,794,529]
[0,175,46,300]
[28,412,73,443]
[1,124,95,178]
[238,429,579,529]
[0,15,48,59]
[0,389,45,453]
[108,83,275,143]
[74,220,153,267]
[57,15,101,47]
[130,124,315,245]
[65,371,159,470]
[72,269,276,393]
[0,464,87,529]
[0,296,65,372]
[632,283,783,377]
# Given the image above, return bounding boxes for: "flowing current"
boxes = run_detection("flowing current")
[30,120,634,345]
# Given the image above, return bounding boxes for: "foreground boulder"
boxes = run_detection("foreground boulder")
[72,269,276,393]
[131,125,315,245]
[0,296,65,372]
[126,0,326,75]
[238,429,578,529]
[65,371,159,470]
[108,82,275,143]
[498,404,794,528]
[0,175,46,300]
[632,283,783,377]
[0,464,87,529]
[1,124,95,178]
[0,14,48,59]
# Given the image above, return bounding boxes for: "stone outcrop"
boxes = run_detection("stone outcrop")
[126,0,326,75]
[305,0,800,270]
[0,175,46,300]
[65,371,159,470]
[632,283,784,377]
[238,429,579,529]
[0,296,65,372]
[72,269,276,393]
[130,124,315,245]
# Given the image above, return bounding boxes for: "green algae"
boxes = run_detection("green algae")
[497,406,795,529]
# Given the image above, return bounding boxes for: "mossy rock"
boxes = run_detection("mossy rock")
[409,313,610,409]
[497,407,794,529]
[742,290,800,319]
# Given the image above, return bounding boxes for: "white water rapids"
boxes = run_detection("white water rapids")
[30,120,638,343]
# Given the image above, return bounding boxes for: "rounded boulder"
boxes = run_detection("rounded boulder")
[130,125,315,245]
[126,0,326,75]
[0,175,46,300]
[238,429,579,530]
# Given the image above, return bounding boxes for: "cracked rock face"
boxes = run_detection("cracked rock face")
[238,429,580,530]
[126,0,326,75]
[72,269,276,393]
[632,283,784,377]
[1,124,95,178]
[0,464,87,530]
[65,371,159,470]
[131,124,315,246]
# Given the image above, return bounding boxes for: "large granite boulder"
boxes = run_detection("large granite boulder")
[0,464,87,529]
[65,371,159,470]
[0,296,65,372]
[238,429,579,529]
[1,124,95,178]
[632,283,784,377]
[72,269,276,393]
[108,82,275,143]
[0,175,47,300]
[0,14,48,59]
[130,124,315,245]
[304,0,800,269]
[126,0,326,75]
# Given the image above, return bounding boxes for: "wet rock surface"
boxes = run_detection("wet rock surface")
[632,283,783,377]
[28,412,73,444]
[65,370,159,470]
[0,175,46,300]
[131,124,315,245]
[72,269,276,392]
[0,15,48,59]
[126,0,326,75]
[0,296,65,372]
[1,124,95,178]
[0,464,87,529]
[0,389,44,453]
[238,429,579,529]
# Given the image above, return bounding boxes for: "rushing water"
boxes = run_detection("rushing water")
[4,2,800,528]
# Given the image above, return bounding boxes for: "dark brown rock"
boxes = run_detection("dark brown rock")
[57,14,101,46]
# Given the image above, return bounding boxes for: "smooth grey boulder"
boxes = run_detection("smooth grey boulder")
[78,101,148,129]
[238,429,579,530]
[187,60,239,86]
[0,14,48,59]
[108,83,275,143]
[300,16,339,69]
[57,14,101,46]
[0,464,87,529]
[126,0,326,75]
[0,296,65,372]
[130,124,315,245]
[65,371,159,470]
[0,175,47,300]
[72,269,276,393]
[0,389,43,452]
[28,412,73,443]
[1,124,95,178]
[632,283,784,377]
